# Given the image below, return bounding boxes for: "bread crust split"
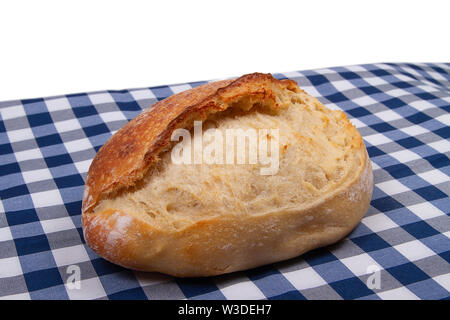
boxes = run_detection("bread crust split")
[82,73,373,277]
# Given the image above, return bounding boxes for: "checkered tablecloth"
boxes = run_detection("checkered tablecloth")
[0,63,449,300]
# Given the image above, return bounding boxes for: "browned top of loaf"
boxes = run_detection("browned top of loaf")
[82,73,301,213]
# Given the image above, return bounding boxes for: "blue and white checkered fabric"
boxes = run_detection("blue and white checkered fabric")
[0,63,449,300]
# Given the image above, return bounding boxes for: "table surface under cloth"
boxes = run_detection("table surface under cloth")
[0,63,449,300]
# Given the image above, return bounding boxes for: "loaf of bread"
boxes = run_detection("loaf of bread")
[82,73,373,277]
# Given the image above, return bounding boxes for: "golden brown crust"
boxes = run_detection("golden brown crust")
[82,73,299,213]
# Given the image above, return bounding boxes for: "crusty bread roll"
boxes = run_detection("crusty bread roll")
[82,73,373,277]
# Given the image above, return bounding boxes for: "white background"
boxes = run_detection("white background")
[0,0,448,101]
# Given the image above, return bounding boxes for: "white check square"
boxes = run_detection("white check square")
[378,287,419,300]
[0,105,26,120]
[45,97,71,112]
[385,88,408,97]
[52,244,90,266]
[428,140,450,154]
[134,271,171,287]
[375,110,402,122]
[324,102,342,111]
[408,100,435,112]
[88,93,115,104]
[22,168,53,184]
[408,202,444,220]
[417,170,450,186]
[302,86,321,99]
[435,113,450,126]
[14,148,43,162]
[129,89,156,100]
[340,253,380,276]
[74,159,92,174]
[0,227,13,242]
[433,274,450,292]
[389,149,421,163]
[169,84,192,94]
[352,95,378,106]
[217,276,265,300]
[0,292,31,300]
[283,267,327,290]
[400,125,429,137]
[428,70,447,82]
[376,179,409,195]
[332,80,355,91]
[41,216,76,234]
[99,111,127,123]
[363,213,398,232]
[64,138,92,154]
[417,85,440,93]
[394,240,435,262]
[7,127,34,143]
[372,162,381,170]
[31,189,64,208]
[345,65,367,72]
[394,74,414,82]
[0,256,23,277]
[314,68,334,75]
[364,133,392,146]
[282,71,304,78]
[364,77,387,86]
[349,118,366,129]
[54,119,82,133]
